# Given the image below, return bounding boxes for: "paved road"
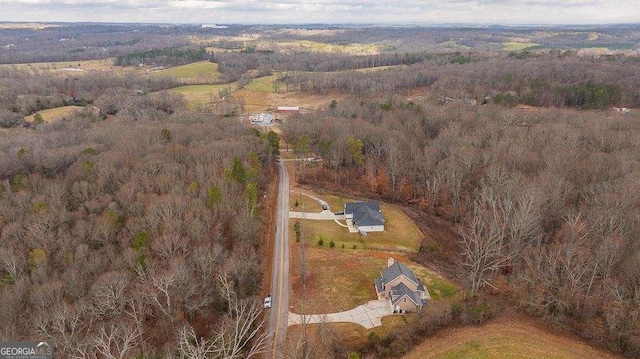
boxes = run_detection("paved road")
[269,160,290,358]
[288,300,393,329]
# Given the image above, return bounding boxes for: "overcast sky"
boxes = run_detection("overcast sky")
[0,0,638,25]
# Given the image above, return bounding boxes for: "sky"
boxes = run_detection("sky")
[0,0,639,25]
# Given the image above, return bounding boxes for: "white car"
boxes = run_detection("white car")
[263,295,271,309]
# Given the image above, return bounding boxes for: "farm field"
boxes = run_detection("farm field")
[151,61,222,83]
[0,58,137,74]
[169,83,234,110]
[402,314,622,359]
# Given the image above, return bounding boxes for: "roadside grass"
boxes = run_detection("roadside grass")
[503,42,539,51]
[290,248,454,313]
[289,190,323,212]
[25,106,84,123]
[402,315,623,359]
[151,61,221,83]
[297,219,364,250]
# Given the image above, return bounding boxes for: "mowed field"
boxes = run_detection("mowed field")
[151,61,222,83]
[402,314,622,359]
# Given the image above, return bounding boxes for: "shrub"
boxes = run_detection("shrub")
[33,113,44,124]
[132,231,150,251]
[352,244,357,249]
[27,249,47,272]
[317,239,324,246]
[31,201,49,213]
[160,128,172,143]
[329,240,335,248]
[83,147,98,155]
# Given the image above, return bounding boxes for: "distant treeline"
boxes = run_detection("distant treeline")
[275,53,640,109]
[114,48,209,67]
[212,51,453,82]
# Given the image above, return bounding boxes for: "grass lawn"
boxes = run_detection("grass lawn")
[289,190,323,212]
[292,194,422,252]
[26,106,84,123]
[502,42,539,51]
[151,61,221,83]
[365,203,422,252]
[290,248,455,313]
[402,315,622,359]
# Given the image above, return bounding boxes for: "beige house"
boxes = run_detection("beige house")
[375,258,430,313]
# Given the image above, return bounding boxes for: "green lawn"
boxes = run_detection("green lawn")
[293,195,422,253]
[365,204,423,252]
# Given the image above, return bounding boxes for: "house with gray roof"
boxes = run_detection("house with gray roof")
[344,201,385,233]
[375,257,430,313]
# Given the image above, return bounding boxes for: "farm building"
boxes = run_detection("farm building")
[252,113,273,125]
[277,106,300,113]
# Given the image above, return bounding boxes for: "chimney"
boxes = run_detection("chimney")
[387,257,395,267]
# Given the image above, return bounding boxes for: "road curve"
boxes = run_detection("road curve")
[269,160,290,358]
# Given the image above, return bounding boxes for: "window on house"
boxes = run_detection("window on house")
[404,298,406,302]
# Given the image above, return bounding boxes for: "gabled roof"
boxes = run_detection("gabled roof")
[381,261,419,287]
[390,282,420,306]
[375,278,384,294]
[345,201,384,227]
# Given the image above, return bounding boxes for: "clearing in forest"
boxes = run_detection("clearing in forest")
[151,61,222,83]
[25,106,84,123]
[289,247,457,314]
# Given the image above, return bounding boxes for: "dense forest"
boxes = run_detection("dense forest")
[0,74,280,357]
[282,98,640,357]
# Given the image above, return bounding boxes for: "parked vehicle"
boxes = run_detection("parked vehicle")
[264,295,272,309]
